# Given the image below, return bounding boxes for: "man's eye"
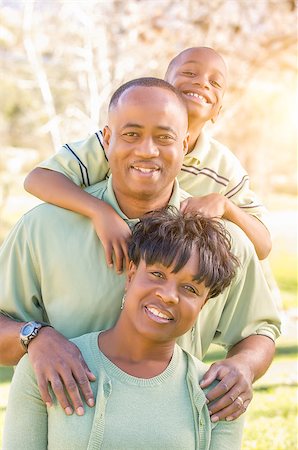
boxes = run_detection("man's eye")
[159,135,174,140]
[123,132,138,137]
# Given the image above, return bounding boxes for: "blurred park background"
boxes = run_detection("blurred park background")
[0,0,297,448]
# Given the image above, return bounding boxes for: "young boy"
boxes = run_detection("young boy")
[24,47,271,272]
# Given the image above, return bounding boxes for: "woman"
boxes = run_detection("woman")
[3,208,243,450]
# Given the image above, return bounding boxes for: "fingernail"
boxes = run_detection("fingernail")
[205,398,209,404]
[65,407,73,415]
[87,398,95,407]
[76,406,84,416]
[226,416,233,421]
[46,402,52,408]
[211,415,219,423]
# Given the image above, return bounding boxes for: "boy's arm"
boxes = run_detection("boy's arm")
[180,193,271,259]
[25,168,130,272]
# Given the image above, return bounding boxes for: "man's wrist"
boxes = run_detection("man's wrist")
[20,321,52,352]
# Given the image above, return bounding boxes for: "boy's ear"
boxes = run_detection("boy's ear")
[183,132,189,156]
[102,126,111,155]
[211,105,222,124]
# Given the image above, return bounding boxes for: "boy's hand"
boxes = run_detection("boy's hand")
[180,193,229,218]
[90,200,131,273]
[28,327,96,416]
[200,356,253,422]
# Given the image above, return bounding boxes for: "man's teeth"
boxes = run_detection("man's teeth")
[186,93,207,103]
[147,306,171,320]
[134,167,157,173]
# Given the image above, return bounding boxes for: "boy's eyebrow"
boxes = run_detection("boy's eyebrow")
[180,61,226,78]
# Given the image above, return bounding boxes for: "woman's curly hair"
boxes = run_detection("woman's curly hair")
[128,206,239,299]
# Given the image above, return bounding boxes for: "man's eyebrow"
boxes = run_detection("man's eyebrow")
[122,123,144,129]
[157,126,178,137]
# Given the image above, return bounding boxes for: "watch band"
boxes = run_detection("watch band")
[20,321,52,351]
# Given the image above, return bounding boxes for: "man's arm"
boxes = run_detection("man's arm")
[200,335,275,422]
[180,193,271,259]
[0,313,95,415]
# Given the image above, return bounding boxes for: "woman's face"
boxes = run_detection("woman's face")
[123,251,210,343]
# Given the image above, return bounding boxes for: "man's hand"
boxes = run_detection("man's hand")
[91,201,131,274]
[200,356,253,422]
[180,193,228,218]
[28,327,96,416]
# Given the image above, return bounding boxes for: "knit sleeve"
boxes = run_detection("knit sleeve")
[2,355,48,449]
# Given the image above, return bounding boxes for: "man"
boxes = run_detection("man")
[0,78,280,423]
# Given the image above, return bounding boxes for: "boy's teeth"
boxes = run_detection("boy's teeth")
[186,93,207,103]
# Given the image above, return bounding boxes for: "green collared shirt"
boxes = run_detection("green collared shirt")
[0,177,280,358]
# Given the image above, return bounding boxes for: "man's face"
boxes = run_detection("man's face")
[165,48,227,124]
[103,86,188,202]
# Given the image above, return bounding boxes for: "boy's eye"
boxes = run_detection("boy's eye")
[210,80,222,88]
[182,71,196,77]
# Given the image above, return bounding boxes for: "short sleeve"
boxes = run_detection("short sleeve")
[0,216,46,323]
[38,131,110,187]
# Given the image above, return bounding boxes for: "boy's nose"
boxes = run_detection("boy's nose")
[192,74,209,89]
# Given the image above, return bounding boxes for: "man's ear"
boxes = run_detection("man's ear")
[125,261,137,290]
[102,125,112,156]
[211,105,222,124]
[183,132,189,156]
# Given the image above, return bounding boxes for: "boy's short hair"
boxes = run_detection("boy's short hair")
[109,77,187,114]
[128,207,239,299]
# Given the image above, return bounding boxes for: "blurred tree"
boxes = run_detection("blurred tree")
[0,0,296,194]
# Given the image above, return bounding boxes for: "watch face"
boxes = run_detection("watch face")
[22,323,34,336]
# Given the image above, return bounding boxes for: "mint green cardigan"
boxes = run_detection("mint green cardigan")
[3,332,244,449]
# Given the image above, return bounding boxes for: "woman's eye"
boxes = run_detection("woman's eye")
[183,285,197,295]
[151,271,164,279]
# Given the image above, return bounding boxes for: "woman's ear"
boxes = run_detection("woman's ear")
[125,261,137,290]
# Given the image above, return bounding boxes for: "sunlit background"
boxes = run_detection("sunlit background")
[0,1,297,448]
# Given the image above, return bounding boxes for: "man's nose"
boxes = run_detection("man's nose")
[134,138,159,158]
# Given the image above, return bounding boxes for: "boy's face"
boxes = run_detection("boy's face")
[165,48,227,124]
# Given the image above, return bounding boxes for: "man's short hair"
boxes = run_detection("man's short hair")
[128,207,239,299]
[109,77,187,114]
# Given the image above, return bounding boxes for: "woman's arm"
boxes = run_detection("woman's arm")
[3,355,48,449]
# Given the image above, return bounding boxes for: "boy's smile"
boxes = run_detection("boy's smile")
[165,47,227,125]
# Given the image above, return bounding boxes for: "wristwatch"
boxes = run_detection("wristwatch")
[20,321,50,351]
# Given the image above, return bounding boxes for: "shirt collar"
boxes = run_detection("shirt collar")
[103,176,181,225]
[184,128,211,163]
